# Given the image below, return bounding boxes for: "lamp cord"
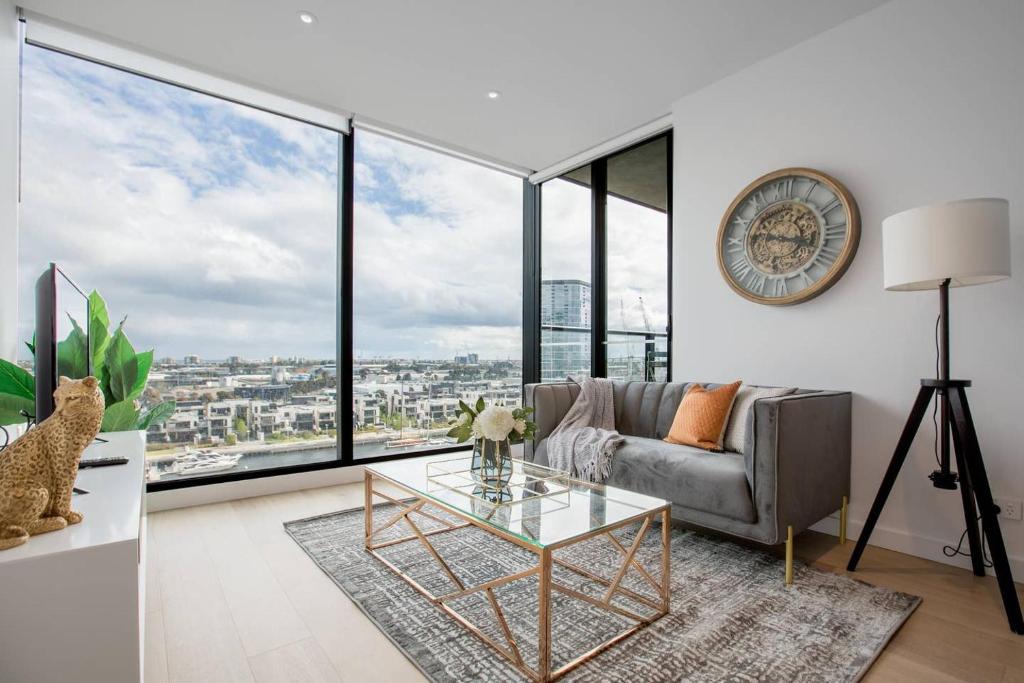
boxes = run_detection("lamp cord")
[934,313,994,569]
[944,512,993,568]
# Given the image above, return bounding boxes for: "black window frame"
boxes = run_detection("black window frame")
[525,130,673,385]
[148,127,489,491]
[21,42,665,491]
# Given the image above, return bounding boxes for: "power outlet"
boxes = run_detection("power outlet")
[994,497,1023,521]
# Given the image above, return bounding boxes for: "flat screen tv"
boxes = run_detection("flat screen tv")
[34,263,91,423]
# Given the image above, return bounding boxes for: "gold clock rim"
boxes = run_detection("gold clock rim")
[716,166,861,306]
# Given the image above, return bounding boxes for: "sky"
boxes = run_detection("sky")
[18,45,523,362]
[541,178,669,334]
[18,45,666,366]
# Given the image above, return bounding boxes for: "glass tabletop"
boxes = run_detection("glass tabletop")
[366,455,669,548]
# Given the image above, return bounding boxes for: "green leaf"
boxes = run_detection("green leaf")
[0,359,35,400]
[88,290,110,371]
[458,399,476,418]
[56,315,90,380]
[475,396,485,413]
[137,400,175,430]
[126,350,153,400]
[25,333,35,358]
[101,400,140,432]
[0,393,34,426]
[104,323,138,403]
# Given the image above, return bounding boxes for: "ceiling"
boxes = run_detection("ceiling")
[18,0,887,172]
[565,135,669,211]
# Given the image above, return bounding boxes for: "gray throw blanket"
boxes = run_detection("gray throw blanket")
[546,376,624,483]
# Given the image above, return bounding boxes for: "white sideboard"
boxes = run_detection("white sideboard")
[0,430,146,683]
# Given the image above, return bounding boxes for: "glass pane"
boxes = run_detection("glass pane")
[367,456,668,548]
[19,45,341,482]
[540,175,591,381]
[352,130,523,460]
[605,137,669,382]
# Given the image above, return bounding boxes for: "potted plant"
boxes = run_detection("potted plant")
[0,291,175,433]
[447,398,536,488]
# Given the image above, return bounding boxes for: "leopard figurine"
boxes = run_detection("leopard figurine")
[0,376,105,550]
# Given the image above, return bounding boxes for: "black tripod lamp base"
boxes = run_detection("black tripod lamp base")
[846,379,1024,635]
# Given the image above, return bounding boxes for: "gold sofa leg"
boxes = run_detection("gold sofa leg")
[785,526,794,586]
[840,496,848,545]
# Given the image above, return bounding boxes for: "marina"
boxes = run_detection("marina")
[146,433,463,482]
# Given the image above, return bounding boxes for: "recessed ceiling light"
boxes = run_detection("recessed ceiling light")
[297,11,317,24]
[487,90,501,100]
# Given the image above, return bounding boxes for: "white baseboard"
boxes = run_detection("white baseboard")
[809,515,1024,579]
[146,465,365,512]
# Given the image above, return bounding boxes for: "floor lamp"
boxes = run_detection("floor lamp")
[846,197,1023,635]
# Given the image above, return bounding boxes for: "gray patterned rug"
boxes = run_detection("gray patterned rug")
[284,505,919,682]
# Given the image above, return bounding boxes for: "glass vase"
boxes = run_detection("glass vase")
[471,437,512,493]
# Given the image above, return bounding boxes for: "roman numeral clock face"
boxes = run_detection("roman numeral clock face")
[716,168,860,305]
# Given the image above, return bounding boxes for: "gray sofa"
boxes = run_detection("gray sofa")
[524,381,851,566]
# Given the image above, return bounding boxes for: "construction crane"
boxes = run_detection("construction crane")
[638,297,656,381]
[638,296,653,333]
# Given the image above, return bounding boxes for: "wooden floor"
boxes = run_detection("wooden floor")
[144,482,1024,683]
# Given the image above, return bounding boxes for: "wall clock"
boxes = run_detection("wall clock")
[716,167,860,305]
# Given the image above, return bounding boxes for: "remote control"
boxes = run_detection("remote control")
[79,456,129,468]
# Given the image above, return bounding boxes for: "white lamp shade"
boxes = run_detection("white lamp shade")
[882,198,1011,291]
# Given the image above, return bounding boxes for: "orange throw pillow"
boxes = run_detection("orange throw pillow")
[664,381,742,452]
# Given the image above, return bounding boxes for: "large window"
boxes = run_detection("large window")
[19,45,342,483]
[352,130,523,459]
[606,137,670,381]
[536,133,671,383]
[539,175,592,381]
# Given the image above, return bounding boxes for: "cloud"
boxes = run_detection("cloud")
[18,45,522,362]
[351,132,522,358]
[540,179,669,333]
[18,46,664,364]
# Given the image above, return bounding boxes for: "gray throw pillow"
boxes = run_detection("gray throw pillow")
[723,385,797,453]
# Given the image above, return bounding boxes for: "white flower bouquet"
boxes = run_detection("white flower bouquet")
[448,398,536,490]
[446,397,537,445]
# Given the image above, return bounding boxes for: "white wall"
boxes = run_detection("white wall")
[671,0,1024,573]
[0,0,18,362]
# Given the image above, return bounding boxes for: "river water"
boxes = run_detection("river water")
[151,440,459,482]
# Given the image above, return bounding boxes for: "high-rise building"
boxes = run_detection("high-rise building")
[540,279,591,382]
[541,279,590,327]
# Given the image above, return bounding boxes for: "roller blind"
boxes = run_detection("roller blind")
[22,11,350,134]
[353,117,531,178]
[528,114,671,185]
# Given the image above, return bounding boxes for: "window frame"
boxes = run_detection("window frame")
[527,130,673,385]
[19,35,665,491]
[147,127,490,491]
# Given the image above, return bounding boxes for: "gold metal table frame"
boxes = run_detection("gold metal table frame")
[364,470,671,682]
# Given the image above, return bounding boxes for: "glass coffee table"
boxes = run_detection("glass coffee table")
[364,455,671,682]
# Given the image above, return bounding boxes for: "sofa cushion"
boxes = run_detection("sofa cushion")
[611,380,743,441]
[611,381,673,439]
[724,385,797,453]
[605,436,756,523]
[664,381,741,451]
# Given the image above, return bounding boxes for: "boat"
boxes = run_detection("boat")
[385,437,428,449]
[172,449,243,476]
